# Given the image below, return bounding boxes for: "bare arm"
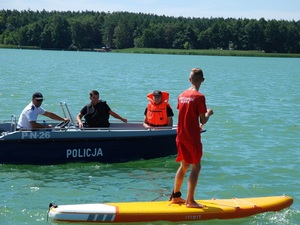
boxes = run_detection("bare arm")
[167,116,173,126]
[76,113,84,128]
[44,111,67,121]
[109,110,127,123]
[199,108,214,126]
[143,115,151,128]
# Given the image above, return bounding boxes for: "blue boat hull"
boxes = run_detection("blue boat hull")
[0,132,177,164]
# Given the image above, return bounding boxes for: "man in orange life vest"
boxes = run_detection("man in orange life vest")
[143,90,174,128]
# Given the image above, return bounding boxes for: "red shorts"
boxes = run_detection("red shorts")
[176,141,203,164]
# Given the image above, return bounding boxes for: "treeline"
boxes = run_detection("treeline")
[1,9,300,53]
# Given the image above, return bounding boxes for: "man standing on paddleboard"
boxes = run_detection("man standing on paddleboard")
[170,68,213,208]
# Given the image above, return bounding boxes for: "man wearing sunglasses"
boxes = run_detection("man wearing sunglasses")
[17,92,69,130]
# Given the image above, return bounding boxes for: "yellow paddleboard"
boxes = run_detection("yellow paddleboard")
[48,195,293,223]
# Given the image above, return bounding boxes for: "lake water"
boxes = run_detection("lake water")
[0,49,299,225]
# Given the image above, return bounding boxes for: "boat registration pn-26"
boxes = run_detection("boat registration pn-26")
[21,131,51,139]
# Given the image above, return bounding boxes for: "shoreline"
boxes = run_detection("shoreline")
[114,48,300,58]
[1,45,300,58]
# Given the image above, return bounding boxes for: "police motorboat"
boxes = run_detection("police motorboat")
[0,102,177,165]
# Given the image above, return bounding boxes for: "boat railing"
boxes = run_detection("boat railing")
[10,114,17,132]
[52,120,176,132]
[59,101,77,127]
[0,115,16,136]
[0,120,176,136]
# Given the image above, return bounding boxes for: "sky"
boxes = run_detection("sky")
[1,0,299,21]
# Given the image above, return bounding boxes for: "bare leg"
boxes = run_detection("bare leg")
[186,163,204,208]
[171,161,189,204]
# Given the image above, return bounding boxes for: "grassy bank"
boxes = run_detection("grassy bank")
[114,48,300,58]
[0,44,39,50]
[1,44,300,57]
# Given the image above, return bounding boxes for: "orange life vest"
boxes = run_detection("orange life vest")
[146,91,171,126]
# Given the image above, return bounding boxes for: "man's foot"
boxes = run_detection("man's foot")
[169,191,186,205]
[171,197,186,204]
[186,201,205,208]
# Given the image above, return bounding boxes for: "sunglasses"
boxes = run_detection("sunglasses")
[35,99,43,102]
[90,93,99,97]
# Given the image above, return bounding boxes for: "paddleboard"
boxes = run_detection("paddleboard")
[48,195,293,223]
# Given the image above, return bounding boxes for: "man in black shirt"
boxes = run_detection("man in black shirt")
[77,90,127,128]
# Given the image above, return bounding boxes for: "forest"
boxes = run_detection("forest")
[0,9,299,53]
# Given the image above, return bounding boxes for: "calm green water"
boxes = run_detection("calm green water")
[0,49,299,225]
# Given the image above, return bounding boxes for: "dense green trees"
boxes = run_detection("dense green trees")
[0,9,299,53]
